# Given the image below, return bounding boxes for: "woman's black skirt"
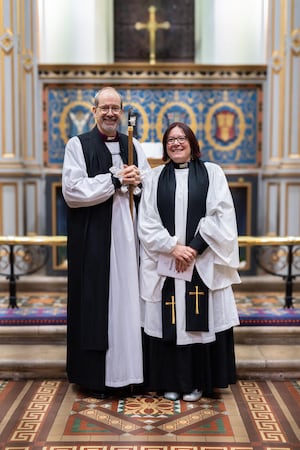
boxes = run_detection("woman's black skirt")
[142,327,237,395]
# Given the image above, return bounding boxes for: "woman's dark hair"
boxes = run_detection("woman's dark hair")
[162,122,201,162]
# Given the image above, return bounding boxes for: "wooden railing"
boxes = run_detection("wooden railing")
[0,235,299,308]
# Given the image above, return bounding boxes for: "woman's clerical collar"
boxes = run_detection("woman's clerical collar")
[172,161,190,169]
[99,131,119,142]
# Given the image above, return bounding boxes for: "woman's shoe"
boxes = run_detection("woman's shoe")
[164,391,180,401]
[182,389,202,402]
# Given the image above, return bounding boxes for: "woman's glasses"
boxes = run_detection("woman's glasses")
[167,136,187,145]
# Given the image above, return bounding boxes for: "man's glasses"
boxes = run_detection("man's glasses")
[97,105,122,114]
[167,136,187,145]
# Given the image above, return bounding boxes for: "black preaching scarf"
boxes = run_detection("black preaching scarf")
[157,159,209,342]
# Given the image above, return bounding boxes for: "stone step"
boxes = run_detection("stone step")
[234,326,300,345]
[0,343,299,381]
[0,326,299,381]
[1,308,299,351]
[235,344,300,380]
[0,344,66,380]
[1,324,299,345]
[0,325,67,344]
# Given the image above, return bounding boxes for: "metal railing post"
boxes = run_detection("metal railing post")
[7,244,18,308]
[284,245,294,308]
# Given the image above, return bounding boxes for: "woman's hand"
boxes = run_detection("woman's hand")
[171,244,197,272]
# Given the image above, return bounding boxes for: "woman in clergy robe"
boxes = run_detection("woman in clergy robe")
[138,122,241,402]
[62,86,149,397]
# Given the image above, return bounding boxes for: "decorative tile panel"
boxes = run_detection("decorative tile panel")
[43,84,262,168]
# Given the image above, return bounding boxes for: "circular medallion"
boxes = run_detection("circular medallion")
[60,101,94,143]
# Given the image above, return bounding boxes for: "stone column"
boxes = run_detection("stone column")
[0,0,42,235]
[262,0,300,235]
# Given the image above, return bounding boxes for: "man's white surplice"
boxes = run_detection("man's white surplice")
[138,162,241,346]
[62,136,149,387]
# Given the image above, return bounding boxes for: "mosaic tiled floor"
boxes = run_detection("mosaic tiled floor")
[1,291,300,326]
[0,379,299,449]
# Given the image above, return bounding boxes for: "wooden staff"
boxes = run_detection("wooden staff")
[127,110,136,218]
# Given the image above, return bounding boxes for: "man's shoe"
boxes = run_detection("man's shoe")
[78,386,107,399]
[88,390,107,399]
[182,389,202,402]
[164,391,180,401]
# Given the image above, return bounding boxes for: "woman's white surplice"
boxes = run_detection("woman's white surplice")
[138,162,241,346]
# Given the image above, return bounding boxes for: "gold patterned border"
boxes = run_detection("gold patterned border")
[39,64,267,83]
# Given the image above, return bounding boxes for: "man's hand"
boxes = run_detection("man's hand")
[121,165,141,186]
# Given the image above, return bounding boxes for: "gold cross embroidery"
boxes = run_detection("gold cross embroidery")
[189,286,205,315]
[165,295,176,324]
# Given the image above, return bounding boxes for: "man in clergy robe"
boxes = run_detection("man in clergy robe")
[62,86,150,397]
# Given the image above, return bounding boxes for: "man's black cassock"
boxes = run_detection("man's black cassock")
[66,127,137,390]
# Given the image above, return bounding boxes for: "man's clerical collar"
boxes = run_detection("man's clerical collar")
[172,161,189,169]
[99,131,119,142]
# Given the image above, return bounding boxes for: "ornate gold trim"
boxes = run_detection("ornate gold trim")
[38,63,267,82]
[291,28,300,55]
[271,50,283,73]
[0,29,14,54]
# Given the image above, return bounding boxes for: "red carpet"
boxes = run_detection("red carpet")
[0,291,299,326]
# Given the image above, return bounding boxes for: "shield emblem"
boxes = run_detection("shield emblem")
[214,110,237,143]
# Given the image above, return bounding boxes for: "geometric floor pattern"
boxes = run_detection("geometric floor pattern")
[0,379,299,449]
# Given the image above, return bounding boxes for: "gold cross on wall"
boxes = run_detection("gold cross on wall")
[189,286,205,315]
[135,5,170,64]
[165,295,176,324]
